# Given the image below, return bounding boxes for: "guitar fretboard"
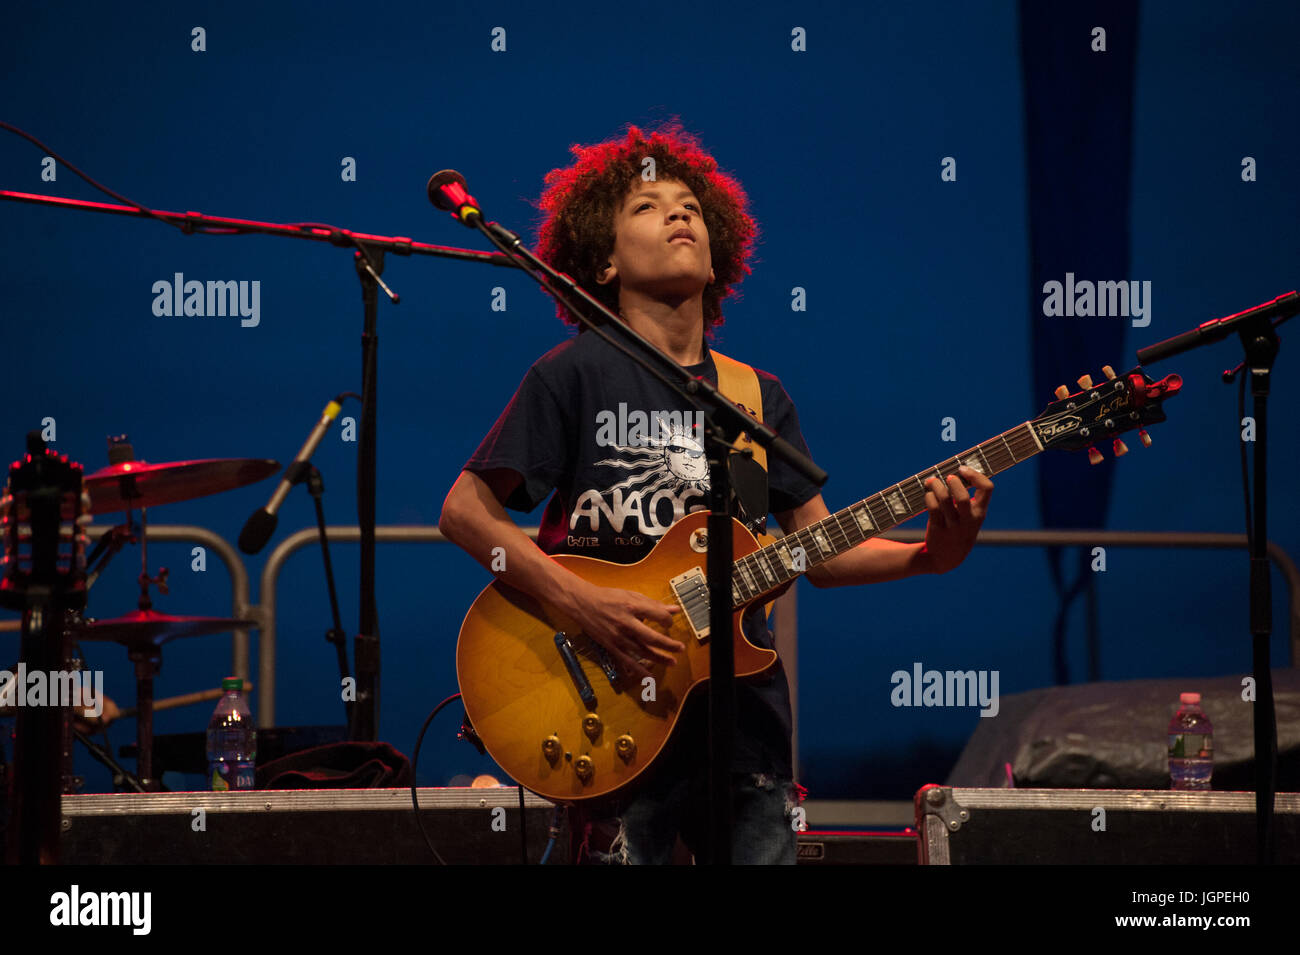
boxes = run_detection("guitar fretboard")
[731,422,1042,607]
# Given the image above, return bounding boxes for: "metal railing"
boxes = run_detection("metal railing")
[10,527,1294,740]
[256,528,1300,727]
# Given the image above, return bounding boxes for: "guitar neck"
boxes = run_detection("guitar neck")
[731,422,1042,607]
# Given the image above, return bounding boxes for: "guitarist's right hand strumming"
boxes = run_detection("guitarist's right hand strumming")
[439,468,684,684]
[553,579,683,682]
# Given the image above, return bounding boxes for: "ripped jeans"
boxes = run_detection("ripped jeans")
[570,768,805,865]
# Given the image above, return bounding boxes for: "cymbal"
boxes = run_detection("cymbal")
[74,609,252,648]
[84,458,279,515]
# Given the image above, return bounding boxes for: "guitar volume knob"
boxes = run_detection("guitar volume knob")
[574,755,595,784]
[582,713,602,741]
[542,736,561,764]
[615,735,637,762]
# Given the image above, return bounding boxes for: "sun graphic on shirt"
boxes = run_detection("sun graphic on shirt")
[594,418,710,494]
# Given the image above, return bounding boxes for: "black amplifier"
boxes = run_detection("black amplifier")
[62,787,567,865]
[917,786,1300,864]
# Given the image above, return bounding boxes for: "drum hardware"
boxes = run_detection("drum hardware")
[3,434,278,798]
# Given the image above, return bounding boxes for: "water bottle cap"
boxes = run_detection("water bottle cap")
[1180,692,1201,704]
[222,677,243,691]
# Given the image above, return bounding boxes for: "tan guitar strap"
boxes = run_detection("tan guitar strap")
[710,349,766,472]
[711,348,781,618]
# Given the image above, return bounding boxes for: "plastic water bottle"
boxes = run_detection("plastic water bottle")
[1167,692,1213,790]
[206,677,256,791]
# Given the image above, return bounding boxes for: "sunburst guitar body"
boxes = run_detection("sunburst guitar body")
[456,510,774,804]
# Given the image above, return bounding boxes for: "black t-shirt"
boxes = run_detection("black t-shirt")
[463,328,820,776]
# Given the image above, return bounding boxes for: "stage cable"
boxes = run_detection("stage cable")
[411,692,464,865]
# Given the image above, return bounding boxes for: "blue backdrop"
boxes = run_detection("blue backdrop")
[2,0,1297,798]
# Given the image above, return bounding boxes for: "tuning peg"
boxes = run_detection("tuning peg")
[1112,438,1129,456]
[1088,446,1103,465]
[1102,365,1117,380]
[1138,428,1152,447]
[1077,374,1094,390]
[1054,385,1070,399]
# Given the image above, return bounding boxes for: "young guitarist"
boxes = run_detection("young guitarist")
[438,123,994,864]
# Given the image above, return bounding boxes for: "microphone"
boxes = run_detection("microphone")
[238,397,346,554]
[1138,290,1299,365]
[426,169,482,228]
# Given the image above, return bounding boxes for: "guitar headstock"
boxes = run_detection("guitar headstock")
[1031,365,1181,461]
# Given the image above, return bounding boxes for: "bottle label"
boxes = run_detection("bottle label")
[1168,733,1213,759]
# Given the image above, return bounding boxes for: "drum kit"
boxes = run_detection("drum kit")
[0,434,279,793]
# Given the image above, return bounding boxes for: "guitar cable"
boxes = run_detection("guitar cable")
[410,692,462,865]
[411,693,553,864]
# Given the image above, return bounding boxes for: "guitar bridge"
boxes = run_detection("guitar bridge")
[669,567,710,642]
[590,641,623,690]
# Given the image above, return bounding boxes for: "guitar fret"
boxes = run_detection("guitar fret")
[822,514,842,551]
[775,541,797,573]
[738,561,759,605]
[738,557,758,597]
[902,481,924,516]
[792,529,814,569]
[885,485,909,520]
[867,494,894,531]
[810,521,833,556]
[912,474,929,508]
[828,509,856,550]
[1015,425,1039,456]
[836,507,864,547]
[766,545,784,575]
[999,432,1018,467]
[851,502,875,535]
[983,440,1006,474]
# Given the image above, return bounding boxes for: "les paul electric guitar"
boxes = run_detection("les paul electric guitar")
[456,365,1182,803]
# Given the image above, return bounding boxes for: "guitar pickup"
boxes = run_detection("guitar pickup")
[554,632,597,709]
[669,567,710,642]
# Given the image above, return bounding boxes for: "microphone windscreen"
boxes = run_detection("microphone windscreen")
[427,169,467,211]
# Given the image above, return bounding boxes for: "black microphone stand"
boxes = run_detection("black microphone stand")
[292,463,354,733]
[353,246,384,741]
[1138,290,1298,866]
[447,201,825,864]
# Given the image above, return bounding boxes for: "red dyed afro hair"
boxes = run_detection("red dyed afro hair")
[534,122,757,332]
